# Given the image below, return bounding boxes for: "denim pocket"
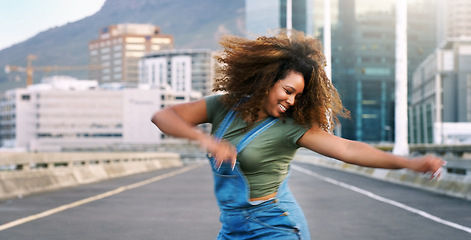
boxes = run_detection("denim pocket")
[213,172,238,205]
[247,204,301,238]
[209,156,239,205]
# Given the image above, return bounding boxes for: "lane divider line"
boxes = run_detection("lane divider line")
[292,164,471,235]
[0,164,202,232]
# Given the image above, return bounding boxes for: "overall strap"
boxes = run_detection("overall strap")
[214,109,237,139]
[236,117,278,153]
[214,109,278,152]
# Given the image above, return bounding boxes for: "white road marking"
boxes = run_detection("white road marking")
[292,164,471,235]
[0,164,201,231]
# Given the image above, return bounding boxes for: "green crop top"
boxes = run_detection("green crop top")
[205,94,309,198]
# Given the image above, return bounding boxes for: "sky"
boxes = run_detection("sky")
[0,0,106,51]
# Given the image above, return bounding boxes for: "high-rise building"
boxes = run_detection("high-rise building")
[437,0,471,46]
[245,0,314,37]
[409,0,471,144]
[331,0,437,142]
[139,49,215,96]
[244,0,437,142]
[246,0,437,142]
[88,24,174,84]
[312,0,339,39]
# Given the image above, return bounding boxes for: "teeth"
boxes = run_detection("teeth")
[279,104,286,111]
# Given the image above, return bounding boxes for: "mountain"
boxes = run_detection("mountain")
[0,0,245,91]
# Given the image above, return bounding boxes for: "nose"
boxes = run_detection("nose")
[286,95,295,105]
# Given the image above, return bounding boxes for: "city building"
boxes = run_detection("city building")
[88,24,174,84]
[409,40,471,144]
[245,0,314,37]
[244,0,437,142]
[409,0,471,144]
[437,0,471,47]
[312,0,339,39]
[330,0,437,142]
[0,76,201,151]
[139,49,215,96]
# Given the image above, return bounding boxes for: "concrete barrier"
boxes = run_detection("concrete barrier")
[294,149,471,201]
[0,152,182,201]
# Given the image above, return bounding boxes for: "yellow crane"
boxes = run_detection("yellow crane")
[4,54,102,86]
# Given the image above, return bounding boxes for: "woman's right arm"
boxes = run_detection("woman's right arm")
[151,99,209,142]
[151,99,237,168]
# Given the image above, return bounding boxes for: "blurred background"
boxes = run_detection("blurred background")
[0,0,470,152]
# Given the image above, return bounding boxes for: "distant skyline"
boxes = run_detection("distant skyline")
[0,0,106,51]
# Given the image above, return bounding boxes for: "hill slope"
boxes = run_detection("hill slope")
[0,0,244,90]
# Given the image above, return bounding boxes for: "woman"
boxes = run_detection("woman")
[151,30,446,239]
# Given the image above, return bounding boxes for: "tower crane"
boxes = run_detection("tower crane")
[4,54,102,87]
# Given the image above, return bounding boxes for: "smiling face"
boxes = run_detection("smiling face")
[259,70,305,119]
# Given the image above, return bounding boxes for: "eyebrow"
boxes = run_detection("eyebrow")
[284,85,298,93]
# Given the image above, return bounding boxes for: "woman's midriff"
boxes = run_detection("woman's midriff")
[249,191,277,202]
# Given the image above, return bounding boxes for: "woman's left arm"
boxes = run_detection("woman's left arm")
[297,127,446,176]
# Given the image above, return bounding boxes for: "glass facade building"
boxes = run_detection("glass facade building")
[245,0,313,37]
[244,0,437,143]
[331,0,437,142]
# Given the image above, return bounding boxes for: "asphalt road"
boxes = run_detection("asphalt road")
[1,161,470,240]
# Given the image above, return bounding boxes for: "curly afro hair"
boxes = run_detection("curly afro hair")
[213,29,349,132]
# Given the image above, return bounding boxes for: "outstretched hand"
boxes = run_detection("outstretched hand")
[200,136,237,170]
[407,155,447,180]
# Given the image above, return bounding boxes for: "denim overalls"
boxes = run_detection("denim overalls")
[207,109,310,240]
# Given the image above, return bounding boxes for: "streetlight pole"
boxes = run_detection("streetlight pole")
[393,0,410,155]
[324,0,332,81]
[287,0,292,37]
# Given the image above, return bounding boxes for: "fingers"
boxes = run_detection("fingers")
[408,155,447,180]
[209,139,237,171]
[213,154,237,171]
[431,168,442,180]
[425,155,447,180]
[231,158,236,170]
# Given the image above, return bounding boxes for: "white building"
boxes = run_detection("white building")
[139,49,215,96]
[409,40,471,144]
[0,76,201,151]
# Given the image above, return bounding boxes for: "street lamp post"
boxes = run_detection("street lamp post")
[392,0,410,156]
[324,0,332,81]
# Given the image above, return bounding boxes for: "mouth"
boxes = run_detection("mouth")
[278,103,287,112]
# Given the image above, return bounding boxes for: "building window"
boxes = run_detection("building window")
[152,38,171,44]
[125,44,146,51]
[125,37,145,43]
[21,94,30,101]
